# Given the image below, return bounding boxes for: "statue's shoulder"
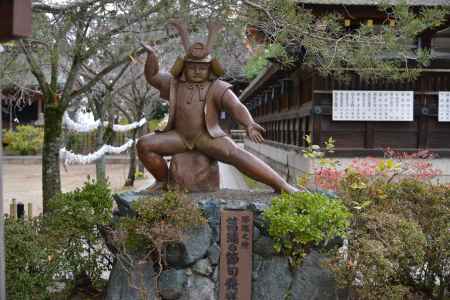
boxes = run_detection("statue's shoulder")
[210,79,232,97]
[212,79,232,89]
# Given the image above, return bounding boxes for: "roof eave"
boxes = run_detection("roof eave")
[239,63,280,102]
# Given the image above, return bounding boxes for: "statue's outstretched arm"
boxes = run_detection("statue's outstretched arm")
[142,43,171,100]
[222,89,266,143]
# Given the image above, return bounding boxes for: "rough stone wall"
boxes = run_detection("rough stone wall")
[105,191,339,300]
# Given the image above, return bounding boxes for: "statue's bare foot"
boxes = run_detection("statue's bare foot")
[145,181,167,193]
[282,183,301,194]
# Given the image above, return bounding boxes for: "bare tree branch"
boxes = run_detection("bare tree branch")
[18,40,51,97]
[72,48,146,98]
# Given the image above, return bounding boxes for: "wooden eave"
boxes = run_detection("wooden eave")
[239,64,281,102]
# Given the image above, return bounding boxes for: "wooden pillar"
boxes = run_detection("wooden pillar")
[291,119,297,146]
[0,0,32,41]
[37,94,43,117]
[0,92,5,300]
[311,75,321,145]
[28,203,33,220]
[0,2,32,295]
[365,122,375,149]
[417,96,429,149]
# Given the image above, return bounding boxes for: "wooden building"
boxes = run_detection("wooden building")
[1,89,44,130]
[240,0,450,158]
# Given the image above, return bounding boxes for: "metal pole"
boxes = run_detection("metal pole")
[0,91,6,299]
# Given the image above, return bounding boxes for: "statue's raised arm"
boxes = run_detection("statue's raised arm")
[141,43,171,100]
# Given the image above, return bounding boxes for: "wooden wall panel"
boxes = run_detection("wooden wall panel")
[427,119,450,148]
[373,132,418,148]
[319,117,365,148]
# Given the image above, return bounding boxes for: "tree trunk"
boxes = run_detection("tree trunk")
[125,129,137,187]
[42,105,63,213]
[95,126,106,184]
[92,93,110,185]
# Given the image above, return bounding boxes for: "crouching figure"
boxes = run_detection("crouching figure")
[137,19,298,193]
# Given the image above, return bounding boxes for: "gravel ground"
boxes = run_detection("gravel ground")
[3,163,151,217]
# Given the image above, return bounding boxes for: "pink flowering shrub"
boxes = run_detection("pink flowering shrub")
[314,167,343,191]
[348,157,380,177]
[312,151,442,192]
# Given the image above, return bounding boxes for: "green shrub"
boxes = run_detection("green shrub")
[264,192,351,266]
[114,192,206,259]
[327,179,450,299]
[301,140,450,299]
[134,170,145,179]
[2,129,12,145]
[5,217,56,300]
[5,180,114,298]
[43,179,113,292]
[150,100,169,120]
[148,118,162,132]
[244,43,293,79]
[64,131,84,153]
[4,125,44,155]
[302,140,449,298]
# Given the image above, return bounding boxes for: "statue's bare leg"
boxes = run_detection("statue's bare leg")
[136,131,187,190]
[197,136,298,193]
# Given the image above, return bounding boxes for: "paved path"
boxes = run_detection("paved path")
[219,163,249,190]
[3,161,248,217]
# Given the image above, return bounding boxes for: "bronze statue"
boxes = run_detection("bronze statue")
[137,20,298,193]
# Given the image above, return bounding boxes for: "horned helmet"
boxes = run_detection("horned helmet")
[169,19,225,78]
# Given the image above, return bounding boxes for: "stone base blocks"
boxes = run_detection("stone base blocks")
[105,190,340,300]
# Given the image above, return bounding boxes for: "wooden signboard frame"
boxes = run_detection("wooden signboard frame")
[332,90,414,122]
[0,0,32,42]
[439,92,450,122]
[219,210,253,300]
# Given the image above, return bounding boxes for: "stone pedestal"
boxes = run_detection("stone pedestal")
[168,151,220,192]
[106,191,341,300]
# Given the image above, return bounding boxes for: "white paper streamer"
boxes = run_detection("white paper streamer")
[112,117,147,132]
[60,139,135,165]
[63,111,147,133]
[63,111,102,132]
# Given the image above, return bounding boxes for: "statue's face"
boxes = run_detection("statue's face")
[184,62,210,83]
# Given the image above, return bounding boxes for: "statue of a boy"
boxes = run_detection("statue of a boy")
[138,20,298,193]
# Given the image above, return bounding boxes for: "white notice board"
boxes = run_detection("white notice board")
[439,92,450,122]
[332,90,414,121]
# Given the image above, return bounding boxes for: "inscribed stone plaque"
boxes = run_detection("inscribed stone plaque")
[332,90,414,121]
[439,92,450,122]
[219,210,253,300]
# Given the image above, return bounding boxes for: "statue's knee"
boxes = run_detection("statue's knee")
[136,138,147,155]
[137,137,158,155]
[222,144,240,162]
